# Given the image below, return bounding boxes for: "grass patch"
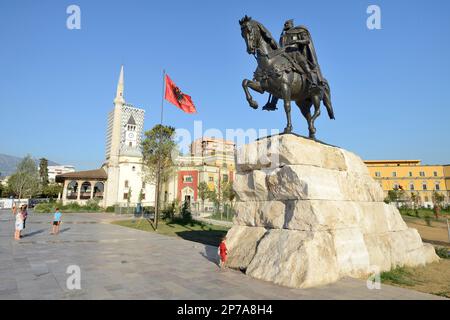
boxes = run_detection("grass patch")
[208,212,234,222]
[112,218,229,246]
[399,208,450,219]
[380,267,416,286]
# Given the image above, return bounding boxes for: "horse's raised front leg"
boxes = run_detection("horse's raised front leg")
[242,79,263,109]
[281,84,292,133]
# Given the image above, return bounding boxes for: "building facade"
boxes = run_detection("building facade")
[364,160,450,207]
[48,165,75,183]
[162,138,236,212]
[190,137,235,157]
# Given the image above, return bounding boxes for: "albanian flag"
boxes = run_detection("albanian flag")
[164,75,197,114]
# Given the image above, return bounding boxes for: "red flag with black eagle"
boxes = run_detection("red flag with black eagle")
[164,75,197,114]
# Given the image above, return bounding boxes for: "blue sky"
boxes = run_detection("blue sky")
[0,0,449,170]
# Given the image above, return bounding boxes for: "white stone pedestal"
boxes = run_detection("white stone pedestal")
[226,134,438,288]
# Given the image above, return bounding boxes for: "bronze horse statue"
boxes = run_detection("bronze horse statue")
[239,16,335,139]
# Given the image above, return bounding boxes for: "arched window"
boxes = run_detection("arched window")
[80,182,92,199]
[67,181,78,199]
[94,182,104,199]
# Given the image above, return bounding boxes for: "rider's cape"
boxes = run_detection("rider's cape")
[283,25,324,82]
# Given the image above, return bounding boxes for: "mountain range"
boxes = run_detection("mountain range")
[0,153,59,177]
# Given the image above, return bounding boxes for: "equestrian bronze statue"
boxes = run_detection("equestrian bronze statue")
[239,16,335,139]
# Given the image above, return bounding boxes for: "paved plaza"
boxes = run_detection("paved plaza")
[0,209,444,300]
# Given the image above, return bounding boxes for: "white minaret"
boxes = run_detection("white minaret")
[104,66,125,206]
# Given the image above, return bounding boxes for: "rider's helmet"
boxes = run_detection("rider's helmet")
[283,19,294,31]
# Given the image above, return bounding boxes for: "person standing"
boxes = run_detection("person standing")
[218,236,228,269]
[51,208,62,235]
[21,205,28,237]
[14,210,24,240]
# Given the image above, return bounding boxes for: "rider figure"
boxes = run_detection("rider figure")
[263,19,321,111]
[280,20,318,88]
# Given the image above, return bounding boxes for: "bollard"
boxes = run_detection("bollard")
[447,218,450,243]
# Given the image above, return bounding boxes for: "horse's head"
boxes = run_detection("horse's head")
[239,16,278,56]
[239,15,258,55]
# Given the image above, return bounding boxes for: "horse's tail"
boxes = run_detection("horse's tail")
[322,80,335,120]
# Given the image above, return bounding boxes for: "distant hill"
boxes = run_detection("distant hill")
[0,154,59,177]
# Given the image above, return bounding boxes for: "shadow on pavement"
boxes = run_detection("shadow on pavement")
[22,229,46,238]
[175,229,227,247]
[200,244,220,267]
[59,228,70,234]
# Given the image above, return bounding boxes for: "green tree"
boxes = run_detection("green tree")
[197,181,209,212]
[138,189,144,203]
[222,181,236,206]
[221,181,236,220]
[0,183,13,198]
[127,188,132,205]
[432,191,444,208]
[41,183,63,199]
[39,158,49,187]
[410,192,421,216]
[142,124,177,229]
[207,188,219,211]
[386,186,406,205]
[8,155,40,199]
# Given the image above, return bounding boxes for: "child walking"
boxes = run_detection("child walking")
[218,236,228,269]
[51,208,62,235]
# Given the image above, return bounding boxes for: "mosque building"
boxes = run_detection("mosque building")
[56,66,156,208]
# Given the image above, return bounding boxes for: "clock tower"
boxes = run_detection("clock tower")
[103,66,151,207]
[125,115,137,149]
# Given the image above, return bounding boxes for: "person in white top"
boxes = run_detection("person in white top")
[14,210,24,240]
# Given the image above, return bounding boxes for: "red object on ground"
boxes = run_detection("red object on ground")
[219,241,227,262]
[164,74,197,114]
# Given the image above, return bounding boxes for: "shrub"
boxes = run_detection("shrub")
[35,200,103,213]
[162,202,175,220]
[380,267,415,286]
[435,247,450,259]
[105,206,115,213]
[143,206,155,214]
[34,202,54,213]
[181,201,192,222]
[64,202,81,211]
[85,199,100,211]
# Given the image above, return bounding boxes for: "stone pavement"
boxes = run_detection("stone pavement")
[0,210,444,300]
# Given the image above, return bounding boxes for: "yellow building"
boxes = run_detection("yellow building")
[364,160,450,207]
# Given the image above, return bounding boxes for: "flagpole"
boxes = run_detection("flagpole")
[160,69,165,126]
[155,69,165,230]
